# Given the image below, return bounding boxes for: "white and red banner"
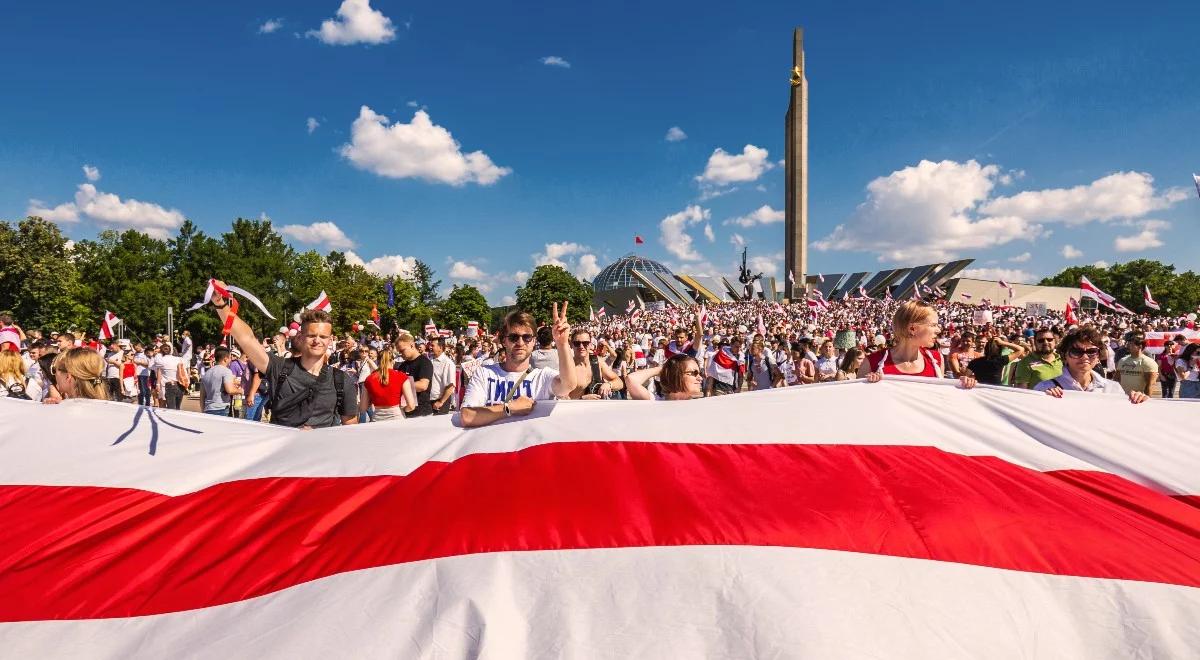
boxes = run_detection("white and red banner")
[306,290,331,313]
[1144,285,1161,311]
[1079,275,1116,307]
[423,319,437,336]
[1145,329,1200,355]
[1,379,1199,657]
[98,311,121,340]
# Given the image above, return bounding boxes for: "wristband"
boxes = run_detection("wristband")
[503,402,512,417]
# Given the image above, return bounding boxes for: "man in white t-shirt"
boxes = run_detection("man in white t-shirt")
[429,337,457,415]
[151,342,188,409]
[460,304,578,428]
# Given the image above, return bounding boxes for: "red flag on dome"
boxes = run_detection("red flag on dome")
[634,235,644,245]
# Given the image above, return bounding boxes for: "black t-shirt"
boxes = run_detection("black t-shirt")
[396,355,434,416]
[264,355,358,428]
[966,355,1009,386]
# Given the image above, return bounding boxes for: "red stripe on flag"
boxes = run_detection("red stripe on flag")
[1,442,1198,622]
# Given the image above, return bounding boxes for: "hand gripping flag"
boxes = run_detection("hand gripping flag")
[98,311,121,340]
[306,291,332,313]
[1144,286,1161,311]
[186,279,276,335]
[3,380,1199,658]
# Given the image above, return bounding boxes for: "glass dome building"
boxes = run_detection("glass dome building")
[592,254,676,292]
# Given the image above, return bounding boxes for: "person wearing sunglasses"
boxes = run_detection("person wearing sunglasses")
[1034,327,1147,403]
[460,303,578,428]
[1011,328,1062,389]
[624,354,705,401]
[565,328,624,400]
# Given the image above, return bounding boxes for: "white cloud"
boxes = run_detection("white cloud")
[980,172,1186,225]
[658,205,710,262]
[82,164,100,182]
[575,253,601,280]
[306,117,320,134]
[697,186,737,202]
[308,0,396,45]
[540,56,571,68]
[345,251,417,278]
[279,221,355,250]
[532,242,599,280]
[258,18,283,34]
[748,253,781,277]
[27,199,80,223]
[1061,244,1083,259]
[501,295,516,306]
[340,106,510,186]
[1007,252,1031,263]
[723,204,784,228]
[703,223,715,242]
[696,145,773,186]
[406,100,419,108]
[513,270,529,285]
[665,126,687,142]
[30,183,185,239]
[961,267,1036,283]
[814,159,1042,262]
[729,233,746,249]
[1092,260,1110,268]
[1114,220,1168,252]
[449,260,487,280]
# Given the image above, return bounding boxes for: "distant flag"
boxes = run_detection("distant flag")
[98,311,121,340]
[371,304,381,327]
[634,235,645,245]
[699,304,709,328]
[1111,302,1134,315]
[596,306,607,319]
[960,292,973,300]
[921,284,933,295]
[817,273,825,283]
[424,319,438,336]
[757,314,767,337]
[884,288,893,302]
[438,329,453,337]
[386,279,395,308]
[998,279,1014,300]
[858,286,869,299]
[1079,276,1117,307]
[306,291,332,313]
[625,300,636,315]
[842,291,850,302]
[911,287,921,301]
[1193,173,1200,199]
[589,306,597,322]
[630,308,643,325]
[787,270,796,289]
[466,321,480,337]
[1065,297,1079,326]
[1144,286,1161,311]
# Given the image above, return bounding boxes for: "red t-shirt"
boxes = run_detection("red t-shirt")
[363,369,408,407]
[867,347,943,378]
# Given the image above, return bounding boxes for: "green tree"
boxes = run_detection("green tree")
[514,265,593,324]
[214,218,297,337]
[411,260,442,307]
[167,220,225,340]
[324,251,383,332]
[1040,259,1200,315]
[438,284,491,332]
[73,229,173,340]
[0,217,89,331]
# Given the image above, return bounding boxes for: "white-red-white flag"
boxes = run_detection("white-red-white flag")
[1144,286,1161,311]
[98,311,121,340]
[596,306,607,319]
[1,381,1198,657]
[1079,276,1116,306]
[1065,297,1079,326]
[423,319,437,336]
[306,291,332,313]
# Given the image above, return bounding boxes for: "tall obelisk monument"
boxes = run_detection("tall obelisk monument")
[784,27,808,299]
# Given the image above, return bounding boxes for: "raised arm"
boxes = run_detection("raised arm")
[549,301,578,397]
[624,365,662,401]
[211,280,270,373]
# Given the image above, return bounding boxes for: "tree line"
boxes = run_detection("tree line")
[1,216,597,345]
[1038,259,1200,314]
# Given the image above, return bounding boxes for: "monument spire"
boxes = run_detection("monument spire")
[784,27,808,299]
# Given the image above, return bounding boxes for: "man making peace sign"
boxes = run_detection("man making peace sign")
[460,304,578,428]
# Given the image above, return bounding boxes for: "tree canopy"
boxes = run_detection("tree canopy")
[1039,259,1200,314]
[514,265,593,324]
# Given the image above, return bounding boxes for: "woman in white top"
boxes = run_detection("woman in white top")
[1174,344,1200,399]
[1035,328,1147,404]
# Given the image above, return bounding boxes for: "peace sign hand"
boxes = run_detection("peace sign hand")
[551,301,571,346]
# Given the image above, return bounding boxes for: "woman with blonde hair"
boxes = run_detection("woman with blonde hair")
[48,347,110,402]
[360,348,417,421]
[0,349,30,399]
[859,300,976,388]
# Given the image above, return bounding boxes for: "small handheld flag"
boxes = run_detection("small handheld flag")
[99,311,121,340]
[306,291,332,313]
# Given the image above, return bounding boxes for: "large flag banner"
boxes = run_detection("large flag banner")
[1079,275,1116,306]
[1,380,1199,657]
[98,311,121,340]
[1144,285,1161,311]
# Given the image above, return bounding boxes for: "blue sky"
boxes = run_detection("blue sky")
[2,0,1198,303]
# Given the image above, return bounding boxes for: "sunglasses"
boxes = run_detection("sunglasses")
[1035,337,1055,343]
[683,369,702,377]
[505,333,535,344]
[1066,347,1101,359]
[571,340,591,348]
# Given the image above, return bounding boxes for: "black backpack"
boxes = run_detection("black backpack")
[268,359,346,427]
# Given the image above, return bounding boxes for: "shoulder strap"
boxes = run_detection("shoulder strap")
[589,355,602,386]
[923,347,944,379]
[503,368,533,403]
[332,368,345,417]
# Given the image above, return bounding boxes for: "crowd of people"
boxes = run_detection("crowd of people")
[1,289,1198,428]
